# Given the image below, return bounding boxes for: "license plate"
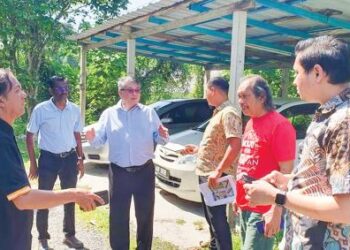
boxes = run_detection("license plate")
[155,165,169,179]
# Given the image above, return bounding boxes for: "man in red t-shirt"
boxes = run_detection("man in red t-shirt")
[236,75,296,250]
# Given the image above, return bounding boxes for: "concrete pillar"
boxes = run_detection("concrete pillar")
[229,11,247,109]
[281,68,289,98]
[79,46,87,126]
[127,39,136,77]
[203,68,211,98]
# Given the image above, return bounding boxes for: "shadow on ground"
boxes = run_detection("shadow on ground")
[158,189,203,217]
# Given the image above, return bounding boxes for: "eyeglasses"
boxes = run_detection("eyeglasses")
[120,88,141,94]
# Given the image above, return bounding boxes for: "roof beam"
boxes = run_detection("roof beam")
[85,0,254,50]
[148,16,293,56]
[105,31,231,59]
[256,0,350,30]
[90,37,229,65]
[154,33,231,52]
[93,35,264,65]
[189,3,310,39]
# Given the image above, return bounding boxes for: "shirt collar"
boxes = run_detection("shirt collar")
[116,100,142,111]
[0,118,14,135]
[50,97,71,111]
[213,100,231,115]
[315,87,350,120]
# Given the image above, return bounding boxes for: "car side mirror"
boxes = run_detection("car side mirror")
[161,117,173,124]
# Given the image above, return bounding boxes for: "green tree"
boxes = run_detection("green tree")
[82,49,204,124]
[0,0,128,118]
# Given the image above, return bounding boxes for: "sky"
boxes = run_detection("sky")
[71,0,160,31]
[125,0,159,12]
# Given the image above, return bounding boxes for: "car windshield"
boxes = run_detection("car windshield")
[149,100,172,111]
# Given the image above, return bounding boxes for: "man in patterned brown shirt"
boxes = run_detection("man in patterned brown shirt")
[244,36,350,249]
[182,76,242,250]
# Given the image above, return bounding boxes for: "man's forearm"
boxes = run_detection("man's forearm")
[13,189,77,210]
[284,192,350,224]
[25,133,37,166]
[74,132,83,158]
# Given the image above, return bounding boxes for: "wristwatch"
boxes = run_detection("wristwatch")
[77,156,83,160]
[275,191,287,206]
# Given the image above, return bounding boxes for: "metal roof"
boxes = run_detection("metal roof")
[68,0,350,68]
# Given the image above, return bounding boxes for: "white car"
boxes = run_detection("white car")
[82,98,213,164]
[154,100,320,202]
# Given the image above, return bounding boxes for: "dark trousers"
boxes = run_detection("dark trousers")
[109,160,155,250]
[37,150,78,239]
[199,176,232,250]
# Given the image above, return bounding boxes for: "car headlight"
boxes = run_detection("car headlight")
[177,154,197,165]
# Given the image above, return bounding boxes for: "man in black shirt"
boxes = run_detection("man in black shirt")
[0,68,104,250]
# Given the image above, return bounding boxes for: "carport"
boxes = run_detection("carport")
[68,0,350,124]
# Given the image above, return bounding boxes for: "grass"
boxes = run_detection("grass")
[193,220,204,230]
[76,206,110,236]
[176,219,186,225]
[230,232,281,250]
[76,206,179,250]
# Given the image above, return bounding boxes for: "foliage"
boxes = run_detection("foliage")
[244,68,297,98]
[16,137,39,167]
[189,65,205,98]
[84,50,203,124]
[0,0,128,119]
[220,68,298,99]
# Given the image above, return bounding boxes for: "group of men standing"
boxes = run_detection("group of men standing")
[0,35,349,250]
[187,35,350,250]
[181,74,295,250]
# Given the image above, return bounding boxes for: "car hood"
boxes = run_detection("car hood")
[168,129,203,146]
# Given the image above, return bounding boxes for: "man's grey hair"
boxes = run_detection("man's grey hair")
[0,68,15,97]
[117,76,140,90]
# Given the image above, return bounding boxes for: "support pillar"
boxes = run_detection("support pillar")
[281,68,289,98]
[127,39,136,77]
[229,11,247,108]
[203,68,211,98]
[227,10,247,229]
[79,46,87,127]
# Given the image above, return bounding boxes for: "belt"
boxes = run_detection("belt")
[41,148,76,158]
[111,160,152,173]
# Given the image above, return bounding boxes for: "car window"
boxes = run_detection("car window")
[279,103,319,139]
[194,102,213,122]
[161,102,212,124]
[149,100,172,112]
